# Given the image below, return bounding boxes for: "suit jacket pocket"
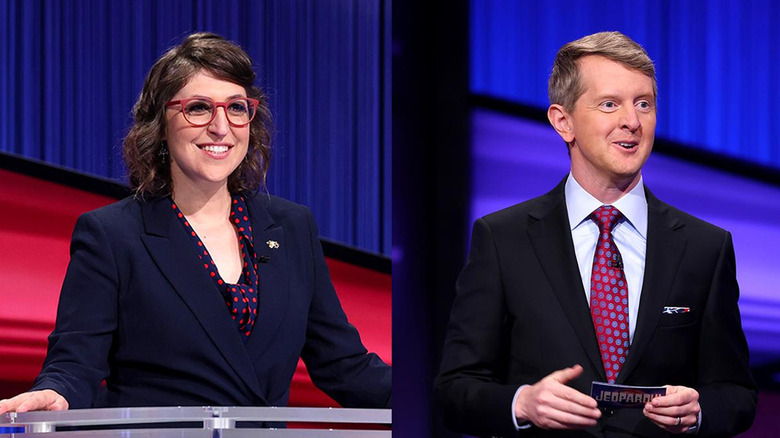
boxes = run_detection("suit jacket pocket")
[656,310,695,328]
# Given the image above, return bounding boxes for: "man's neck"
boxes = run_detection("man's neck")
[570,169,642,204]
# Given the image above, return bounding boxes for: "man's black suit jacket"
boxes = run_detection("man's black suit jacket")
[32,193,391,410]
[435,178,756,438]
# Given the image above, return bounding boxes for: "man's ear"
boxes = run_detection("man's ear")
[547,104,575,144]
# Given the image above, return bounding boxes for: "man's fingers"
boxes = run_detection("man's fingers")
[536,410,599,429]
[542,365,600,418]
[643,409,694,430]
[650,385,698,407]
[516,365,603,430]
[553,410,600,428]
[644,400,699,429]
[533,399,599,429]
[551,385,599,410]
[551,364,584,385]
[534,417,569,430]
[643,387,700,433]
[645,403,694,418]
[643,406,684,421]
[542,401,601,426]
[530,375,601,427]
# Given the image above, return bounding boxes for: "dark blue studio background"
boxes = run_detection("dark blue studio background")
[470,0,780,170]
[393,1,780,437]
[0,0,390,256]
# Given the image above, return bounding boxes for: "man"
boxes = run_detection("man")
[435,32,756,438]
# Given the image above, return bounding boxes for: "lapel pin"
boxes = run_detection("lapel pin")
[266,240,280,249]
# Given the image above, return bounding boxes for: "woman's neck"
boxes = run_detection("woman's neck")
[172,183,232,224]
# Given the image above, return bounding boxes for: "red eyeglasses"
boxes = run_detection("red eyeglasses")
[165,97,259,127]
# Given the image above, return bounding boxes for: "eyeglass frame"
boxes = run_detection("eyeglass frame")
[165,97,260,128]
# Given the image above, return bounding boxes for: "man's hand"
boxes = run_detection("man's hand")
[0,390,69,414]
[643,385,700,434]
[514,364,601,429]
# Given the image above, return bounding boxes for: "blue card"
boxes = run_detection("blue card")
[590,381,667,408]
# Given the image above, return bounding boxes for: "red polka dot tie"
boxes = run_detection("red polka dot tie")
[589,205,629,383]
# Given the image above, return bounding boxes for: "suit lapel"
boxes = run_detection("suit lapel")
[526,179,607,381]
[617,189,686,383]
[138,197,267,403]
[243,194,290,358]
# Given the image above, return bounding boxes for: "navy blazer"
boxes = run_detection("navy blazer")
[435,178,756,438]
[32,193,391,409]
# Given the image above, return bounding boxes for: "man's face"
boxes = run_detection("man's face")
[562,55,656,189]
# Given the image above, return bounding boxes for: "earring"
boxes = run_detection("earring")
[159,142,169,163]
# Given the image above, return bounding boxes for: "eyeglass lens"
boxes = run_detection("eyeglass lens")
[183,98,256,126]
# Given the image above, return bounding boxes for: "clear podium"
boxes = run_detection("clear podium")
[0,406,391,436]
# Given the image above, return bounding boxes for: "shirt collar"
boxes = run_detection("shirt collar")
[564,172,648,239]
[231,194,256,248]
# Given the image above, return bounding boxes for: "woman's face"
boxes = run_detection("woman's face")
[164,71,250,194]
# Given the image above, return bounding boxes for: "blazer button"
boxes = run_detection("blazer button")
[602,408,615,417]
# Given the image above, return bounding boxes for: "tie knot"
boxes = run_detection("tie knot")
[591,205,623,232]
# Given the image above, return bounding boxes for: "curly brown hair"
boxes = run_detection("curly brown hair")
[123,32,272,197]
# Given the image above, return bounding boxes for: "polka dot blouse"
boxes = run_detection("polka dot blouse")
[170,196,259,342]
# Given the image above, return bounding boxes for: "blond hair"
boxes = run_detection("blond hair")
[549,31,656,112]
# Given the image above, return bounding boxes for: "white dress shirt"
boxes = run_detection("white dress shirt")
[565,172,648,342]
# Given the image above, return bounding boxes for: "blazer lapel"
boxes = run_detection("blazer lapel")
[243,194,290,358]
[526,179,607,381]
[616,189,686,383]
[138,197,267,403]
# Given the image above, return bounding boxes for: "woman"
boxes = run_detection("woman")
[0,32,390,413]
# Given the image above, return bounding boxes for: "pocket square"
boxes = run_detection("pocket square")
[662,306,691,314]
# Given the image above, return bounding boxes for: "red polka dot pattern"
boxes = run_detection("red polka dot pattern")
[171,196,259,342]
[589,205,629,384]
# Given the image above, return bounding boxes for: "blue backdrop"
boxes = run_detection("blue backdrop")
[0,0,390,255]
[471,0,780,170]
